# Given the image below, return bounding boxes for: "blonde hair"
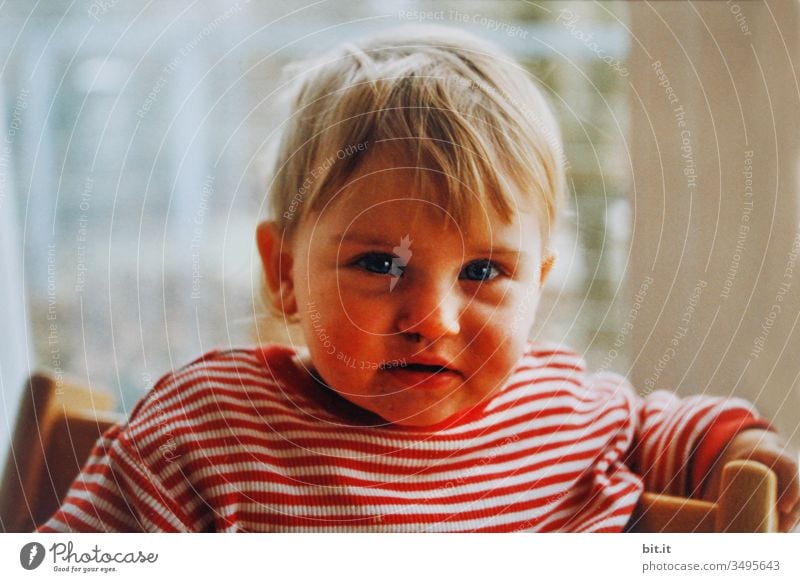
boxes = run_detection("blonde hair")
[266,24,565,241]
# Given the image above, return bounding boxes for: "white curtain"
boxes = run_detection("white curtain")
[0,85,31,474]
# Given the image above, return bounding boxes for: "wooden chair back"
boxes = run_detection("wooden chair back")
[628,460,779,532]
[0,373,123,532]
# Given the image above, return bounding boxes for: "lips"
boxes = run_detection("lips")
[379,357,463,390]
[400,363,450,373]
[379,358,460,375]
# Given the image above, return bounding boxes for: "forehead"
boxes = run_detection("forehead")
[323,142,538,229]
[308,153,541,252]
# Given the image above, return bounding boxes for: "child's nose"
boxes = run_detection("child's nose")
[395,278,462,339]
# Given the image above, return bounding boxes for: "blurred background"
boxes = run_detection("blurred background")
[0,0,631,414]
[2,0,799,470]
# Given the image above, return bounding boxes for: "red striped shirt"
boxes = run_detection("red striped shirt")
[39,342,767,532]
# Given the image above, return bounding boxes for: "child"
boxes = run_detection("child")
[41,26,799,533]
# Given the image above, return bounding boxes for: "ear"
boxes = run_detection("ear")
[256,221,297,317]
[539,250,556,287]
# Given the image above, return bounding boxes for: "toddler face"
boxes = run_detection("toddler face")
[276,147,550,427]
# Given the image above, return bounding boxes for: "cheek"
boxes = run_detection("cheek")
[299,262,390,356]
[476,317,530,387]
[337,285,398,334]
[301,298,387,365]
[466,289,539,368]
[470,285,540,337]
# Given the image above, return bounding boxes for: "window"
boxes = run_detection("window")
[2,1,630,413]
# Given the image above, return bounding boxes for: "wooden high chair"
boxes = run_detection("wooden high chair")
[627,460,779,532]
[0,373,124,532]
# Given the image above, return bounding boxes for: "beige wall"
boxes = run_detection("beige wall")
[628,1,800,447]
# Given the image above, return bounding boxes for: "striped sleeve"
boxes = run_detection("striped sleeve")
[37,422,197,532]
[624,389,769,497]
[38,348,275,533]
[35,351,237,533]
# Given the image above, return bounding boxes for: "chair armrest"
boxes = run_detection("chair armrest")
[628,460,778,533]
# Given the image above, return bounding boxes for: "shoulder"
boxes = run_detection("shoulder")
[74,345,306,508]
[519,341,588,374]
[510,341,636,405]
[122,345,298,441]
[146,347,272,404]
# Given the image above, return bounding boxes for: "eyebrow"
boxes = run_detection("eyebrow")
[335,233,396,246]
[335,233,527,257]
[474,248,527,258]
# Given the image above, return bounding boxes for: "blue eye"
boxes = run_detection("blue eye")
[461,260,500,282]
[355,253,398,276]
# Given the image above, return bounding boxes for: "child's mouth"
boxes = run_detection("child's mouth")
[379,361,462,389]
[382,362,449,373]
